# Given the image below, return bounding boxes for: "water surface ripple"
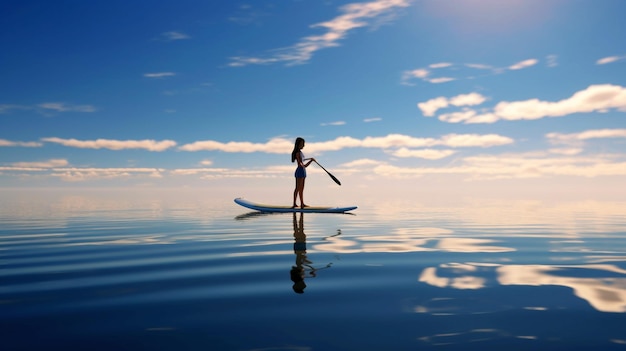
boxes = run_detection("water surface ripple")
[2,193,626,350]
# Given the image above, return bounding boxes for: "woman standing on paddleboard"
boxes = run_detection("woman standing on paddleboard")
[292,137,315,209]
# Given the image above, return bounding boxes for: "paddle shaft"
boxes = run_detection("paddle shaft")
[313,160,341,186]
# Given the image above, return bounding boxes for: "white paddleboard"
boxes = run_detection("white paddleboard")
[234,198,357,213]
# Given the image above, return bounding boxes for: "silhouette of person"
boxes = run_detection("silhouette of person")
[290,212,333,294]
[291,137,315,209]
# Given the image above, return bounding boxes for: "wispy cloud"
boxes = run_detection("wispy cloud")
[321,121,346,126]
[10,159,69,168]
[144,72,176,78]
[179,133,513,155]
[157,31,190,41]
[0,104,30,114]
[422,84,626,124]
[508,58,538,70]
[229,0,411,66]
[402,57,540,85]
[371,153,626,180]
[51,168,164,182]
[364,117,382,122]
[0,139,42,147]
[0,162,165,181]
[1,103,96,115]
[341,158,385,167]
[546,54,558,67]
[228,4,270,26]
[42,137,177,151]
[179,137,293,153]
[547,129,626,145]
[596,55,626,65]
[391,148,457,160]
[38,102,97,113]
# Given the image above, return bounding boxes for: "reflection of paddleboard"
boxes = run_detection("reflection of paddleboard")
[234,198,357,213]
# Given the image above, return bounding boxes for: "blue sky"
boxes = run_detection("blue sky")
[1,0,625,199]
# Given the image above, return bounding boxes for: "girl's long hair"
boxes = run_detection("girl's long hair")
[291,137,304,163]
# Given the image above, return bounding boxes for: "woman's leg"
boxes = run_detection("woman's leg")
[293,178,299,207]
[297,178,306,208]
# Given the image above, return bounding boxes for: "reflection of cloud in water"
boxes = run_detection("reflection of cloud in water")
[63,235,172,246]
[437,238,514,253]
[361,199,626,238]
[498,264,626,313]
[410,296,510,315]
[419,262,626,313]
[418,328,510,346]
[420,266,486,290]
[315,228,514,254]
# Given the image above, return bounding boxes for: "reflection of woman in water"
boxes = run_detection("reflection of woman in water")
[290,212,332,294]
[291,212,308,293]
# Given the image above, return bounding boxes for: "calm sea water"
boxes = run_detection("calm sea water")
[2,190,626,350]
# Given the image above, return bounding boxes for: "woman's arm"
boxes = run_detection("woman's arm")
[296,152,306,168]
[299,154,315,167]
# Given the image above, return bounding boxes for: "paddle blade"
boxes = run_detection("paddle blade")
[313,160,341,186]
[328,172,341,186]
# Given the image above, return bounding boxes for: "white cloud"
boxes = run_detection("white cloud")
[42,137,177,151]
[449,92,487,106]
[596,55,626,65]
[340,158,385,167]
[179,133,513,154]
[547,129,626,145]
[549,148,583,156]
[1,103,96,115]
[431,84,626,124]
[158,31,190,41]
[438,109,479,123]
[428,77,456,84]
[494,84,626,121]
[508,58,538,70]
[144,72,176,78]
[321,121,346,126]
[371,153,626,180]
[199,159,214,166]
[546,54,558,67]
[0,139,42,147]
[440,133,513,148]
[417,97,448,117]
[403,57,540,85]
[38,102,97,113]
[0,164,164,182]
[229,0,411,66]
[170,168,227,176]
[465,63,494,70]
[11,159,69,168]
[403,68,429,80]
[363,117,382,122]
[179,137,293,153]
[51,168,164,182]
[392,148,457,159]
[429,62,453,68]
[418,93,487,116]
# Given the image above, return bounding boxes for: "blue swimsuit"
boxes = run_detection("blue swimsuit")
[294,151,306,178]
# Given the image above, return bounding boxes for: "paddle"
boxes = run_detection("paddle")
[313,160,341,186]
